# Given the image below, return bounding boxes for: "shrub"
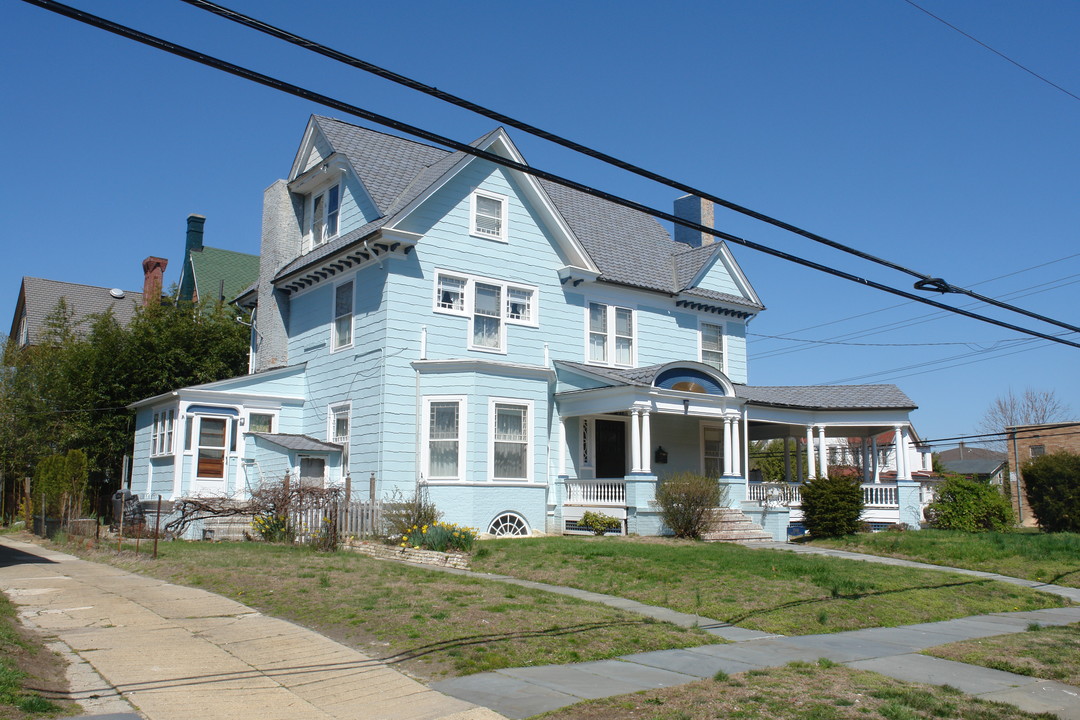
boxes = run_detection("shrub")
[801,474,864,537]
[384,487,442,539]
[580,511,622,536]
[924,475,1013,532]
[1021,451,1080,533]
[656,472,727,539]
[400,521,477,553]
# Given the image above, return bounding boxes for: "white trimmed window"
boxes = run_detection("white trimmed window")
[424,397,465,480]
[310,184,340,248]
[433,271,537,353]
[333,281,353,351]
[491,401,531,481]
[587,302,634,366]
[330,404,350,469]
[248,412,274,434]
[151,409,176,457]
[471,190,507,241]
[700,322,724,371]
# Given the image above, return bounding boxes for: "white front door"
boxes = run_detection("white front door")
[192,416,232,495]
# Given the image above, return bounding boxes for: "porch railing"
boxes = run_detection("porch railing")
[565,479,626,507]
[747,482,907,508]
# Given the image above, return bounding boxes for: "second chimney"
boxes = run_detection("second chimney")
[673,195,715,248]
[142,256,168,306]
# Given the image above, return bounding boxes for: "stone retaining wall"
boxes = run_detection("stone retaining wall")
[345,541,470,570]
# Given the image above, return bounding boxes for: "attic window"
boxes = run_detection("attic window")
[311,184,340,248]
[471,191,507,241]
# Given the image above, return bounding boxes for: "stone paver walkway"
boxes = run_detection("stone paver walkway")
[0,536,503,720]
[430,543,1080,719]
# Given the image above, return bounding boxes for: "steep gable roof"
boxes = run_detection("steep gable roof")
[276,117,762,312]
[10,277,144,344]
[187,246,260,304]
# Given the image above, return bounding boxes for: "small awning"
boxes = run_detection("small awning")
[248,433,342,453]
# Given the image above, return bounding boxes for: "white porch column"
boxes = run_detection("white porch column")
[817,425,828,478]
[640,410,652,474]
[723,417,734,476]
[630,409,642,473]
[783,436,792,483]
[872,435,881,482]
[897,425,910,481]
[805,425,816,479]
[731,415,742,478]
[862,437,871,483]
[558,417,568,476]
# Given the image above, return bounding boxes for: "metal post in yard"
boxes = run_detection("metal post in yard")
[344,474,352,540]
[117,500,124,553]
[153,495,161,559]
[40,492,45,538]
[135,512,141,555]
[95,496,101,543]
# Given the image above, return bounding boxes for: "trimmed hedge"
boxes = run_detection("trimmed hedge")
[802,475,864,537]
[1022,452,1080,533]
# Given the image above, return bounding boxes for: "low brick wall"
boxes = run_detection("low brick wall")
[345,541,470,570]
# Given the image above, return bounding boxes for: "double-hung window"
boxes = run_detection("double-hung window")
[433,271,537,353]
[492,401,530,481]
[150,409,175,457]
[588,302,634,366]
[700,322,724,371]
[333,281,353,350]
[426,398,464,480]
[471,190,507,241]
[330,403,350,468]
[311,184,340,248]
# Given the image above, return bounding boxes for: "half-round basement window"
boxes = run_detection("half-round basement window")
[488,512,529,537]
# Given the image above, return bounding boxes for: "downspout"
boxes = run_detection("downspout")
[415,326,426,493]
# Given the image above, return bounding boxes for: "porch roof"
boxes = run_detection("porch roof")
[249,433,342,453]
[556,361,916,411]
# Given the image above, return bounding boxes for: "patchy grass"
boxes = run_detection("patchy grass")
[469,536,1066,636]
[812,529,1080,588]
[924,622,1080,685]
[532,660,1056,720]
[63,539,717,680]
[0,592,77,719]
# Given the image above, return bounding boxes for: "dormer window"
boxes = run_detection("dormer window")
[471,190,507,241]
[311,184,340,247]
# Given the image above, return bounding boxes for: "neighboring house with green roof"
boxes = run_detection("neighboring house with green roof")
[176,214,259,304]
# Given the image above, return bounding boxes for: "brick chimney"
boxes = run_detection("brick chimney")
[141,256,168,305]
[673,195,715,247]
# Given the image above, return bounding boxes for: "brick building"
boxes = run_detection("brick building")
[1006,421,1080,526]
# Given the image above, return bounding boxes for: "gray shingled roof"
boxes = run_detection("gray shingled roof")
[555,361,915,411]
[10,277,145,343]
[249,433,342,453]
[940,458,1005,475]
[937,445,1005,463]
[275,117,763,312]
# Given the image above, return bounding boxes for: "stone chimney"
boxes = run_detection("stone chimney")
[673,195,715,248]
[253,180,303,372]
[141,256,168,306]
[178,214,206,303]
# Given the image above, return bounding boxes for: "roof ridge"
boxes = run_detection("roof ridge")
[313,115,450,155]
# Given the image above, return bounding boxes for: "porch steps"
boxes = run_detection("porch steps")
[701,507,773,543]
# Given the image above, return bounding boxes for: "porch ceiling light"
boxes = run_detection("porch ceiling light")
[683,398,690,414]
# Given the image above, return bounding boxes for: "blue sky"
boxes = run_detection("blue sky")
[2,0,1078,447]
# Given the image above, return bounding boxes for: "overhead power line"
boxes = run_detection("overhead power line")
[19,0,1080,351]
[902,0,1080,103]
[180,0,1080,337]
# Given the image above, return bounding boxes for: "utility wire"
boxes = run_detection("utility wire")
[19,0,1080,351]
[902,0,1080,103]
[179,0,1080,337]
[748,333,1020,349]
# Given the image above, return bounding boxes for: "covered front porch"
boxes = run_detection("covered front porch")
[551,362,923,539]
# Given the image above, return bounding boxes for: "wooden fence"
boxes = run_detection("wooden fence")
[291,499,384,542]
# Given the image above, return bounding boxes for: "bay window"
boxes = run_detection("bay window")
[492,402,530,481]
[425,398,464,480]
[433,271,537,353]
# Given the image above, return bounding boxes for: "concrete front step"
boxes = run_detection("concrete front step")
[702,507,773,543]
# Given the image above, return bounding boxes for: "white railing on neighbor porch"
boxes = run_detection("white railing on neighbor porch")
[565,479,626,506]
[747,482,901,508]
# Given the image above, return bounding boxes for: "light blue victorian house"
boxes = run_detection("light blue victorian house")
[130,116,927,539]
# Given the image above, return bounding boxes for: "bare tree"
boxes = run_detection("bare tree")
[976,388,1072,453]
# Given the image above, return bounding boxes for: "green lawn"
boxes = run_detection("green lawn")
[810,529,1080,588]
[532,660,1057,720]
[470,536,1067,636]
[77,539,716,680]
[925,622,1080,686]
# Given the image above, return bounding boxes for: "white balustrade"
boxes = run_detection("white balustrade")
[564,480,626,506]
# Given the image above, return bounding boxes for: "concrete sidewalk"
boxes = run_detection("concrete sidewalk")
[0,537,503,720]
